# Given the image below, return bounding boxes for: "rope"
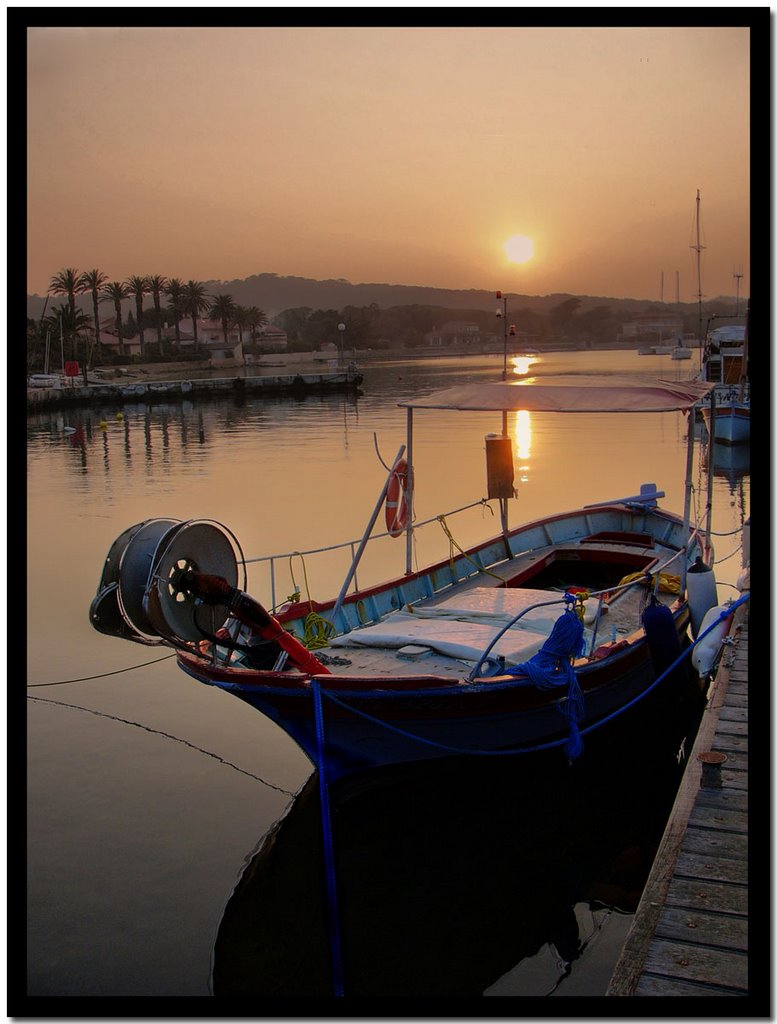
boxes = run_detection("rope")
[709,525,746,538]
[27,694,296,795]
[713,543,743,565]
[302,612,337,650]
[27,653,176,687]
[312,681,345,997]
[436,513,506,582]
[504,608,587,760]
[287,551,336,651]
[617,571,680,594]
[243,498,497,565]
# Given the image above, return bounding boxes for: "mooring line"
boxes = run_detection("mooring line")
[26,694,296,796]
[27,653,177,687]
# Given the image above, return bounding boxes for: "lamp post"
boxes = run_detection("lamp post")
[495,291,518,381]
[337,322,346,368]
[495,291,506,380]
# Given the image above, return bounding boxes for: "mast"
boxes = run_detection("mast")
[691,189,705,368]
[738,298,749,402]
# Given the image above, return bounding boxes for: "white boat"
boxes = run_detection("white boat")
[671,346,692,361]
[687,189,749,445]
[698,316,750,445]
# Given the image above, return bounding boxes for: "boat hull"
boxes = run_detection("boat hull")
[701,402,750,444]
[178,605,692,780]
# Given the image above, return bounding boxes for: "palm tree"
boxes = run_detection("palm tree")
[183,280,210,346]
[232,306,249,348]
[245,306,268,345]
[147,274,168,355]
[164,278,186,350]
[103,281,132,357]
[78,269,109,362]
[125,275,151,355]
[208,294,238,350]
[48,267,81,321]
[42,303,94,380]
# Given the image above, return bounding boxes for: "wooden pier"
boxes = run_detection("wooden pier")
[607,601,750,997]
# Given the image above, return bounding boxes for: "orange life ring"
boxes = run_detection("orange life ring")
[385,459,408,537]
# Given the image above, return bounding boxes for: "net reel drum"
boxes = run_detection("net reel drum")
[90,519,244,648]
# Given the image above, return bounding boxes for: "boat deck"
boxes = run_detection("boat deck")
[323,538,680,681]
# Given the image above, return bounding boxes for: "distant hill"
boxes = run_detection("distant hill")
[26,271,735,322]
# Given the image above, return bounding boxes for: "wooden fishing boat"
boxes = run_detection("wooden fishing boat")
[90,375,717,781]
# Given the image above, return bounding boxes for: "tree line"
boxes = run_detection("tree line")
[30,267,741,379]
[30,267,270,375]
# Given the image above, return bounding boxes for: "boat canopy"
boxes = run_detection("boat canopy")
[398,375,715,413]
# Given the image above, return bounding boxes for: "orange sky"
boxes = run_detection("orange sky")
[26,24,751,301]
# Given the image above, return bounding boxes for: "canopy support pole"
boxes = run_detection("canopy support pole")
[681,409,696,595]
[500,410,509,538]
[332,444,406,627]
[405,407,414,575]
[705,389,716,562]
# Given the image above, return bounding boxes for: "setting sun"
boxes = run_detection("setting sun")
[504,234,535,264]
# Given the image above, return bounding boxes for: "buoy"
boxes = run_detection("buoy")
[642,599,683,678]
[99,420,108,431]
[116,412,124,421]
[686,557,718,638]
[692,604,733,677]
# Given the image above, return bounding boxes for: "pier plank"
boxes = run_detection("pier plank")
[688,805,747,832]
[680,828,747,860]
[718,706,748,724]
[674,850,747,885]
[636,974,743,996]
[654,906,748,951]
[695,788,748,812]
[640,938,747,991]
[665,877,747,916]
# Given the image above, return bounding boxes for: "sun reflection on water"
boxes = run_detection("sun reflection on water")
[513,409,531,479]
[511,355,537,376]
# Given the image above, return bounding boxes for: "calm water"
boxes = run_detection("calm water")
[24,350,749,1001]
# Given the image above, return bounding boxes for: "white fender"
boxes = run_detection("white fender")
[691,604,733,676]
[686,559,718,638]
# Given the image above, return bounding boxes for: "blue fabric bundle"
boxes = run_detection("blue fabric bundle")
[506,608,587,760]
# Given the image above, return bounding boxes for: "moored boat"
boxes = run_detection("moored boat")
[90,375,719,782]
[698,309,750,445]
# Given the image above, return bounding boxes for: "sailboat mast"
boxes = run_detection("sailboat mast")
[692,189,705,368]
[738,298,749,402]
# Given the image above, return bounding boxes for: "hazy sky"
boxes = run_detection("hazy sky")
[26,23,751,301]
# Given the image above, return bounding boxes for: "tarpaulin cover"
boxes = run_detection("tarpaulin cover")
[399,375,714,413]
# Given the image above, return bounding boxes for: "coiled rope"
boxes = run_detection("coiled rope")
[287,551,337,651]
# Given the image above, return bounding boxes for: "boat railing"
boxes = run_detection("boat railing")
[242,498,709,623]
[242,498,496,611]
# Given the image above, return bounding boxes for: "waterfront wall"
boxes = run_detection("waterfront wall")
[27,370,364,412]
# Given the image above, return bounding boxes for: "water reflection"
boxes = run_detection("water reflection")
[512,409,532,463]
[27,394,362,478]
[511,355,538,376]
[212,676,704,998]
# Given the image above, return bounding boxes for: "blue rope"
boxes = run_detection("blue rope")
[312,680,345,997]
[317,593,750,760]
[504,609,586,760]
